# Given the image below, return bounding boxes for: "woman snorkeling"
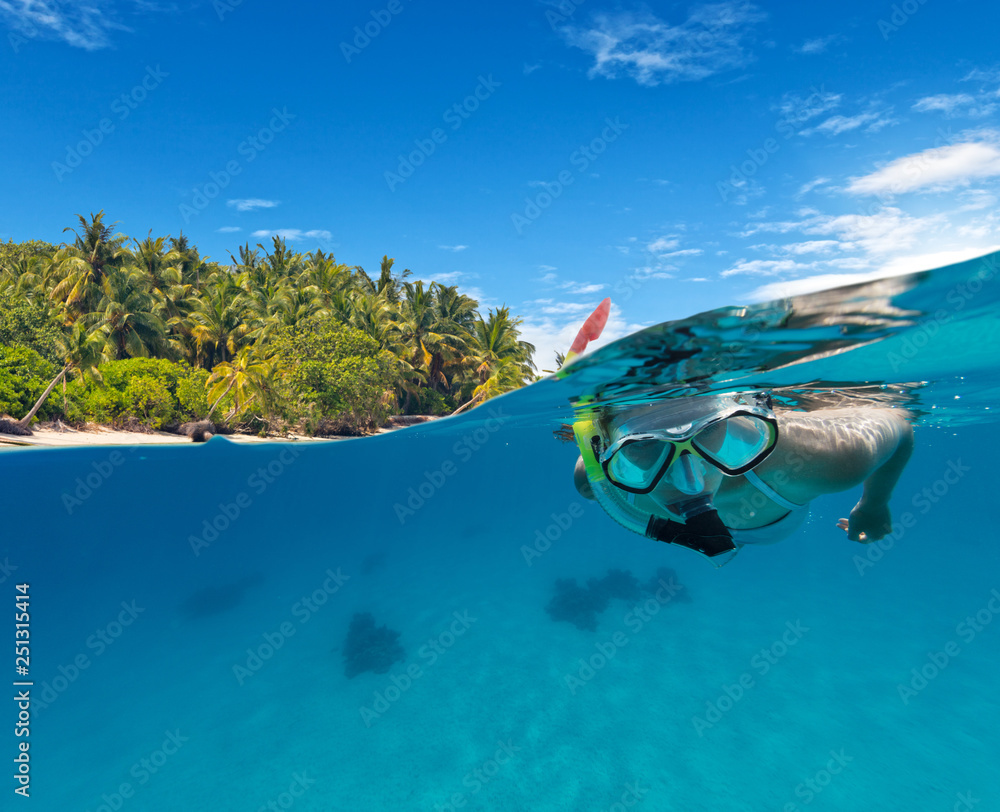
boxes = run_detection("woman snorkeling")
[565,299,914,564]
[572,391,913,564]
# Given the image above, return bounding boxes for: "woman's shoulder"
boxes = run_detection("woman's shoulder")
[764,407,911,495]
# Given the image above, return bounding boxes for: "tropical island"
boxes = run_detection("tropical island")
[0,212,538,444]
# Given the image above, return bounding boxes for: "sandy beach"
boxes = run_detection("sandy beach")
[0,426,311,448]
[0,417,438,448]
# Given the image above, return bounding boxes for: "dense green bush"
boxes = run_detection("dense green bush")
[177,367,211,417]
[272,319,398,435]
[0,294,64,364]
[70,358,210,429]
[0,346,60,421]
[408,388,453,416]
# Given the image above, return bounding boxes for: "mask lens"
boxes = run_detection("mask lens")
[693,415,774,471]
[607,439,672,490]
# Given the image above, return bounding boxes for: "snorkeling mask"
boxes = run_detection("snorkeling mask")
[574,391,779,564]
[599,391,778,493]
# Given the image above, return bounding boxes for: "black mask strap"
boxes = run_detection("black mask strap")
[645,509,737,558]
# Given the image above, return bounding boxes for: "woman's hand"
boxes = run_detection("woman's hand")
[837,499,893,543]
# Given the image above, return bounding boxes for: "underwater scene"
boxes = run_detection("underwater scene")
[5,251,1000,812]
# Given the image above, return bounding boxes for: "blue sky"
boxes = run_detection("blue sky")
[3,0,1000,368]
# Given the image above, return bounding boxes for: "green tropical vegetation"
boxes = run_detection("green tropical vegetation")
[0,212,536,436]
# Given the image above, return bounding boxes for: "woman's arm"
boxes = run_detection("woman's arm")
[840,411,913,540]
[759,408,914,541]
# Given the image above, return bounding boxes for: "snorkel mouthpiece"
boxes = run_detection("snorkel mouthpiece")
[674,494,715,520]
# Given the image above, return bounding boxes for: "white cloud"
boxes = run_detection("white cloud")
[739,207,952,260]
[775,90,841,127]
[847,140,1000,195]
[746,246,1000,300]
[751,240,843,255]
[216,226,242,233]
[630,264,676,280]
[523,62,541,75]
[913,94,977,115]
[546,275,607,295]
[962,66,1000,84]
[800,109,895,137]
[0,0,130,50]
[251,229,332,241]
[647,236,679,252]
[538,301,596,315]
[228,198,280,212]
[561,2,765,87]
[798,177,831,196]
[794,35,836,55]
[721,258,811,277]
[572,283,607,294]
[957,189,998,211]
[418,271,464,284]
[438,244,468,252]
[913,91,997,119]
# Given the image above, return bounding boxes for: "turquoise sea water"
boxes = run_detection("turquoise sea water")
[4,252,1000,811]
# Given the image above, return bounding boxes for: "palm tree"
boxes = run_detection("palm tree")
[357,255,409,302]
[298,250,355,314]
[427,283,477,394]
[206,347,273,421]
[17,320,104,429]
[453,306,535,414]
[184,273,249,367]
[50,212,128,318]
[91,267,171,360]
